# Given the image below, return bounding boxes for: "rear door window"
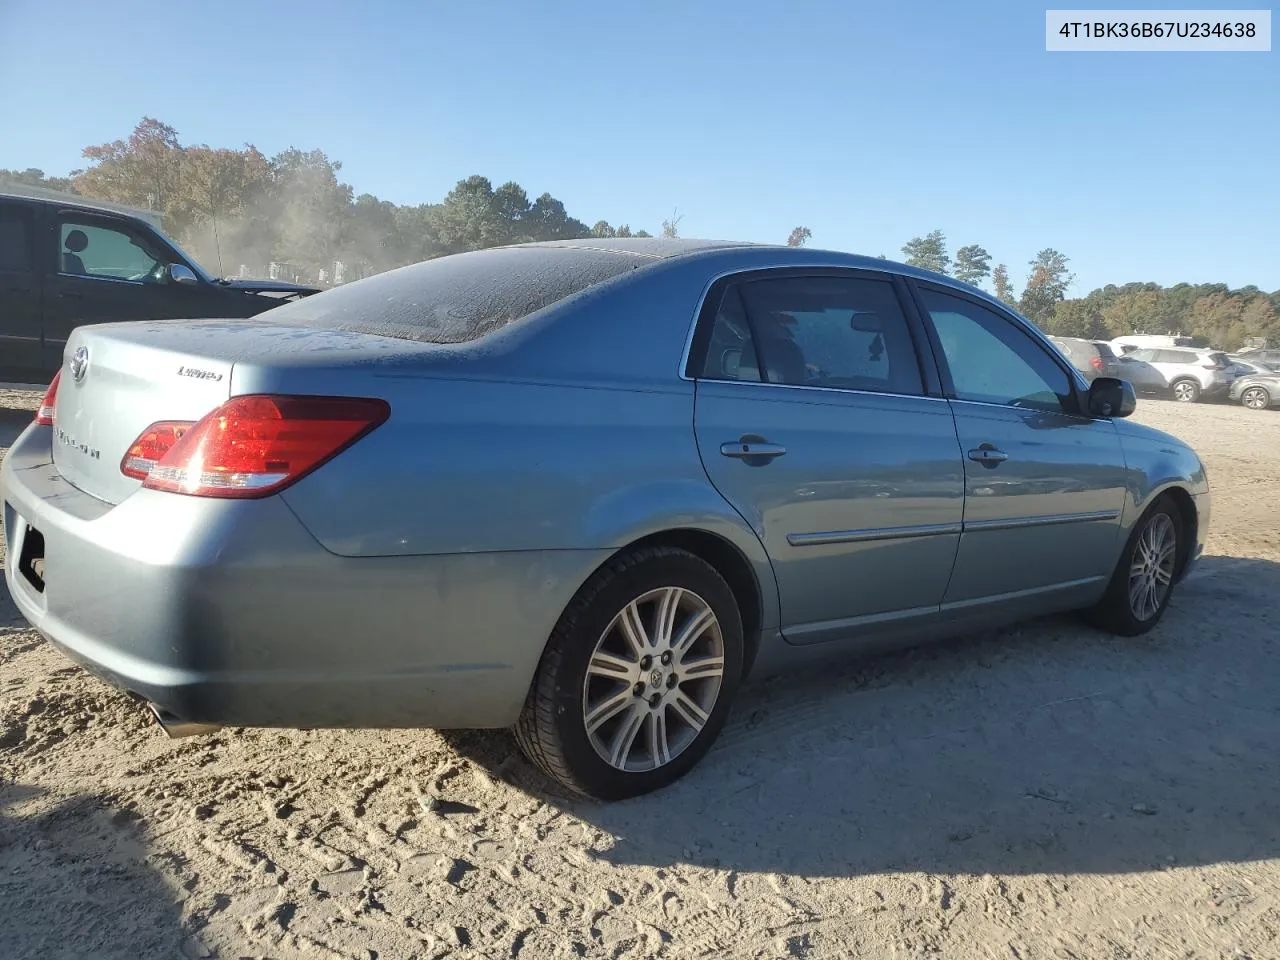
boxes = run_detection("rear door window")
[732,274,925,395]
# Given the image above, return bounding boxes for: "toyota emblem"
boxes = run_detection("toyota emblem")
[70,346,89,383]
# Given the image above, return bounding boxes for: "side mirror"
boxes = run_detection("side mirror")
[169,263,199,285]
[1087,376,1136,419]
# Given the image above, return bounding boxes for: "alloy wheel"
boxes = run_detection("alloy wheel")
[582,586,725,772]
[1127,512,1177,621]
[1243,387,1269,410]
[1172,381,1198,402]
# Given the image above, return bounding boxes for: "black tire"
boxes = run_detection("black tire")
[1241,385,1271,410]
[1084,499,1183,637]
[1170,378,1201,403]
[514,546,744,801]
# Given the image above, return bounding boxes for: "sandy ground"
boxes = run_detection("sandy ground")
[1,389,1278,960]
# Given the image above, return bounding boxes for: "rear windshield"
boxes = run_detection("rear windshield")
[1093,342,1116,357]
[262,245,648,344]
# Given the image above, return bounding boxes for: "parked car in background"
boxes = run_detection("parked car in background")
[1110,334,1204,355]
[1236,347,1280,367]
[1048,336,1120,381]
[1229,371,1280,411]
[1115,346,1237,402]
[2,239,1211,801]
[1228,354,1278,376]
[0,190,319,383]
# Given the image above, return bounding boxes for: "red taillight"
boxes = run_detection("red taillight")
[120,422,195,480]
[34,371,61,426]
[1090,355,1104,370]
[138,395,390,498]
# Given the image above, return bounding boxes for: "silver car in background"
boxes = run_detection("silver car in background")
[2,239,1211,800]
[1115,346,1238,402]
[1048,336,1121,382]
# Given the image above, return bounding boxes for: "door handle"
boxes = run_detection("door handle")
[720,440,787,460]
[58,291,83,300]
[967,445,1008,466]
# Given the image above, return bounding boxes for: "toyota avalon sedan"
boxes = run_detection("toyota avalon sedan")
[1,238,1210,801]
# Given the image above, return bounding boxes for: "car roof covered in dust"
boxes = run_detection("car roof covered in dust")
[261,239,760,345]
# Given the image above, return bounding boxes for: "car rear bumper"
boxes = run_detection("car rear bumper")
[2,422,607,730]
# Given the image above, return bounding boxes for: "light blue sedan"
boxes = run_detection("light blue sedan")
[1,239,1210,800]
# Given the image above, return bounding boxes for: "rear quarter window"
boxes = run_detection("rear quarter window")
[261,246,648,344]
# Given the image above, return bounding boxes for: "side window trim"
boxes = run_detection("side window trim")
[905,278,1088,415]
[684,266,941,398]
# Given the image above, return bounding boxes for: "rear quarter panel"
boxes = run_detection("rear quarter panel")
[266,256,783,631]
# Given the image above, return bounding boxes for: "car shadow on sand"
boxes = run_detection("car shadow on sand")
[448,554,1280,880]
[0,784,202,960]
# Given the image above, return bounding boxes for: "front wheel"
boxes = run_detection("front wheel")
[1084,500,1182,637]
[1170,378,1201,403]
[515,547,744,801]
[1241,385,1272,410]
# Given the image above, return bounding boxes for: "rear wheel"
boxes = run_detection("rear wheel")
[1085,499,1182,637]
[515,547,744,801]
[1241,385,1271,410]
[1170,378,1201,403]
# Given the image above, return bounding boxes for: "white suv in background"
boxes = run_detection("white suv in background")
[1116,346,1238,402]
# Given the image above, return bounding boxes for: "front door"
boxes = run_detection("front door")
[691,270,965,645]
[0,200,42,381]
[912,283,1129,608]
[42,213,182,374]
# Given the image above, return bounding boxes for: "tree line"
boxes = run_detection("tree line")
[3,117,1275,350]
[894,229,1278,351]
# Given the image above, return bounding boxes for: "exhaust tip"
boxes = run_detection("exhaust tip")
[147,703,222,739]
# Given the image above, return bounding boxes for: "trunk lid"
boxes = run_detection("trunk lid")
[51,317,435,505]
[53,324,234,504]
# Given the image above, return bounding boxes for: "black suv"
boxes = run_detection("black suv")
[0,190,318,383]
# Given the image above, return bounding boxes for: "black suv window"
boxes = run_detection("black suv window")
[919,288,1074,414]
[0,203,33,273]
[57,219,166,282]
[721,275,923,395]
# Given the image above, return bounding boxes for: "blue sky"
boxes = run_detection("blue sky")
[1,0,1275,294]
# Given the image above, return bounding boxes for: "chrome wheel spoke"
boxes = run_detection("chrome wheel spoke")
[647,707,671,768]
[618,601,651,655]
[1128,577,1145,615]
[607,702,647,768]
[1154,566,1172,586]
[671,606,715,656]
[586,688,635,734]
[588,650,636,682]
[653,587,682,649]
[679,654,724,681]
[671,690,709,731]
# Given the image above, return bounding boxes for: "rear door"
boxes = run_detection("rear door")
[0,199,42,381]
[690,269,965,646]
[910,282,1128,608]
[42,212,189,372]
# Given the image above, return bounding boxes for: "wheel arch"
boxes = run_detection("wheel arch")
[1155,485,1198,581]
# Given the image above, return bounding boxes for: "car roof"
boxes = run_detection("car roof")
[521,237,1009,307]
[0,186,163,226]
